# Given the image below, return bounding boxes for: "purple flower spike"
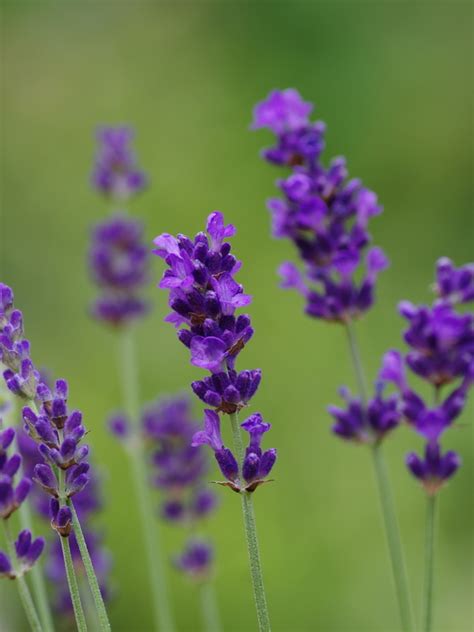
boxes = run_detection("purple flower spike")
[154,211,261,411]
[406,442,460,495]
[91,126,146,200]
[89,214,150,327]
[141,395,218,527]
[386,259,473,492]
[253,88,387,322]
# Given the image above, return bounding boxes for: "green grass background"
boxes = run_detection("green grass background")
[1,1,472,631]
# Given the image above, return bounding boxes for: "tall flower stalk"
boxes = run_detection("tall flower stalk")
[0,282,111,631]
[89,126,173,631]
[154,212,276,632]
[380,258,474,632]
[0,288,54,632]
[252,89,414,631]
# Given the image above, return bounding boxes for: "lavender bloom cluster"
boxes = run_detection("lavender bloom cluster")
[0,282,91,535]
[89,214,150,326]
[380,258,474,494]
[328,382,401,445]
[252,89,388,323]
[89,127,150,328]
[142,396,217,579]
[91,127,146,201]
[0,422,44,580]
[154,212,277,493]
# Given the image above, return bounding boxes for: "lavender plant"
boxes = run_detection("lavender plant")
[252,89,414,631]
[89,126,173,631]
[154,211,276,632]
[380,258,474,632]
[0,282,110,631]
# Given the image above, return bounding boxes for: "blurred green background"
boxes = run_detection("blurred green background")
[1,1,472,631]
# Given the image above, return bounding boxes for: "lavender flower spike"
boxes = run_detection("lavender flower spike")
[157,212,274,630]
[92,126,147,200]
[253,89,388,323]
[89,214,150,327]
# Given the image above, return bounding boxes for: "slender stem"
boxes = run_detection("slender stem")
[2,392,55,632]
[68,500,111,632]
[372,444,415,632]
[422,495,437,632]
[199,582,221,632]
[60,535,88,632]
[2,521,43,632]
[344,321,415,632]
[345,320,368,403]
[118,327,174,632]
[229,412,271,632]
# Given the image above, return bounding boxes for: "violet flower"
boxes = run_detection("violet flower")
[91,126,147,201]
[0,424,32,520]
[328,382,401,445]
[89,214,150,327]
[140,395,218,524]
[0,529,44,580]
[381,257,474,494]
[174,538,214,580]
[192,410,276,493]
[252,89,388,323]
[154,211,260,414]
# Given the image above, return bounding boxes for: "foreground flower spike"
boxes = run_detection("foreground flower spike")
[92,126,174,632]
[154,211,260,412]
[253,89,388,323]
[253,91,414,632]
[89,214,150,326]
[1,281,110,632]
[380,257,474,490]
[381,257,473,632]
[156,212,274,631]
[92,126,147,200]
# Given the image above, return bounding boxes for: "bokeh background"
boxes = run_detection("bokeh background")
[1,1,472,631]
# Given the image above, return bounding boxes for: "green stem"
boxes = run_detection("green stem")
[422,495,437,632]
[118,328,174,632]
[199,582,221,632]
[60,535,88,632]
[68,500,111,632]
[372,444,415,632]
[2,521,43,632]
[229,412,271,632]
[345,321,415,632]
[2,392,55,632]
